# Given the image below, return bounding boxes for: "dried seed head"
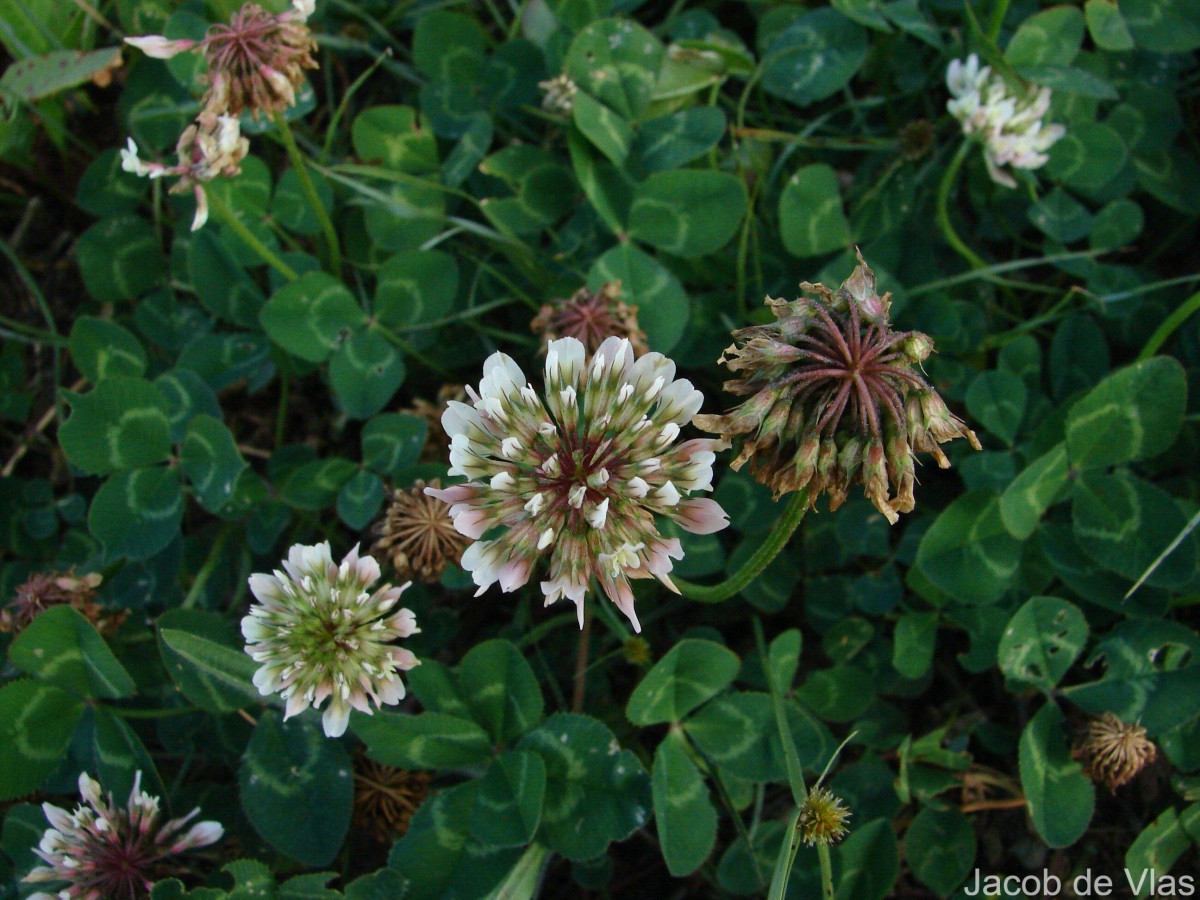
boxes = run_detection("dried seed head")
[695,250,979,522]
[1076,713,1157,792]
[372,479,470,583]
[531,282,649,357]
[23,771,222,899]
[352,753,431,843]
[798,788,851,847]
[1,570,114,635]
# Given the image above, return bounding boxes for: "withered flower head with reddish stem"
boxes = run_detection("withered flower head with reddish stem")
[24,771,222,900]
[694,250,980,523]
[1076,712,1158,792]
[371,478,470,583]
[531,281,649,357]
[426,336,729,632]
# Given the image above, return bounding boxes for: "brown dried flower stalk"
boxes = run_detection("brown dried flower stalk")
[1076,712,1157,792]
[694,250,980,523]
[531,281,649,356]
[372,479,470,583]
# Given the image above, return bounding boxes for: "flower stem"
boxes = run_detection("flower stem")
[935,141,988,272]
[274,111,342,279]
[819,844,835,900]
[572,605,593,712]
[986,0,1012,42]
[1137,290,1200,361]
[206,187,299,281]
[675,489,809,604]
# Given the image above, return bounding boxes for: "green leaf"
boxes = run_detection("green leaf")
[626,639,740,725]
[479,145,576,235]
[1005,6,1084,67]
[892,611,937,680]
[374,250,458,329]
[795,664,874,722]
[260,273,366,363]
[336,469,385,530]
[361,414,427,478]
[180,414,248,513]
[157,610,252,713]
[177,332,273,392]
[188,228,266,327]
[1019,702,1094,847]
[59,376,172,476]
[0,46,121,101]
[572,91,633,165]
[1121,0,1200,52]
[1089,198,1144,251]
[412,13,488,83]
[469,750,546,848]
[587,243,689,352]
[568,126,635,234]
[330,330,406,420]
[518,713,651,862]
[89,466,183,561]
[0,680,85,801]
[998,596,1088,692]
[686,692,832,781]
[1085,0,1135,50]
[999,442,1070,540]
[653,728,717,876]
[761,9,868,106]
[630,107,726,173]
[1046,123,1128,194]
[154,369,222,444]
[835,818,898,900]
[1072,470,1200,590]
[565,18,664,121]
[628,169,747,258]
[458,639,544,745]
[767,628,803,692]
[277,458,358,510]
[271,167,334,236]
[68,316,147,383]
[1028,188,1093,244]
[905,806,976,896]
[9,605,134,699]
[914,490,1023,605]
[75,214,165,302]
[1125,806,1197,899]
[159,627,262,709]
[388,781,522,900]
[1062,621,1200,733]
[779,163,853,257]
[965,370,1026,445]
[1065,357,1187,470]
[354,711,493,769]
[89,707,162,800]
[239,712,353,866]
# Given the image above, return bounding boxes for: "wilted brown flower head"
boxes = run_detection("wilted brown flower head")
[898,119,935,160]
[372,479,470,583]
[694,250,980,523]
[401,384,467,463]
[1,570,117,635]
[353,754,430,843]
[531,282,649,357]
[798,787,851,846]
[1076,712,1157,792]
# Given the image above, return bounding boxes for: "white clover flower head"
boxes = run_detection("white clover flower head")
[946,53,1065,187]
[242,542,420,738]
[23,771,223,899]
[426,336,730,633]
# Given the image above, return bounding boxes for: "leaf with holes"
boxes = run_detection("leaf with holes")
[1065,357,1187,470]
[59,377,172,476]
[468,750,546,848]
[9,606,134,699]
[653,728,717,876]
[88,466,183,561]
[260,273,366,364]
[565,18,664,121]
[0,680,85,801]
[626,639,739,725]
[998,596,1088,692]
[239,712,353,866]
[518,713,651,862]
[1019,701,1094,848]
[180,414,247,513]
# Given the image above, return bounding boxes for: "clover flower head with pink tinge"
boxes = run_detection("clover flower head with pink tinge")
[426,336,729,632]
[24,771,222,900]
